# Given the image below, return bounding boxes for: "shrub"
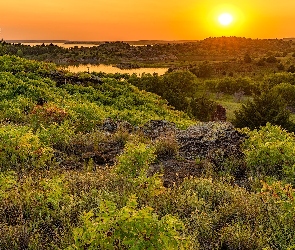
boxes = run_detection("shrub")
[30,103,68,130]
[154,177,268,249]
[287,65,295,73]
[272,83,295,106]
[160,70,197,111]
[195,61,213,78]
[265,55,277,63]
[115,141,156,179]
[241,123,295,182]
[233,91,292,130]
[243,53,252,63]
[263,72,295,89]
[0,125,53,171]
[260,181,295,249]
[154,134,179,160]
[69,195,189,250]
[204,77,256,95]
[189,95,217,121]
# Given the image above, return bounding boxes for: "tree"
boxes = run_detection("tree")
[233,91,292,130]
[17,49,23,57]
[265,55,277,63]
[189,95,217,121]
[272,83,295,106]
[159,70,197,111]
[244,53,252,63]
[191,61,213,78]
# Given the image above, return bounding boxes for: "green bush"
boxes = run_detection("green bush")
[262,72,295,89]
[189,95,217,121]
[242,123,295,182]
[204,77,257,95]
[115,141,156,179]
[260,181,295,249]
[69,195,189,250]
[233,91,292,130]
[272,83,295,107]
[0,125,53,171]
[160,70,197,111]
[153,177,268,249]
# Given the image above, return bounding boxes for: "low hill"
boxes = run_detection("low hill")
[1,56,295,249]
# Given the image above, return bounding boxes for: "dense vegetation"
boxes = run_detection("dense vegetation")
[1,49,295,250]
[2,37,295,76]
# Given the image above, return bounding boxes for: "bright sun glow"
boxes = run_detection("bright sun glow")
[218,13,233,26]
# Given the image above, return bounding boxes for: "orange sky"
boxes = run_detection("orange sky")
[1,0,295,41]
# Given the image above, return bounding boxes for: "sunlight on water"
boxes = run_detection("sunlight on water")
[65,64,168,75]
[21,43,99,48]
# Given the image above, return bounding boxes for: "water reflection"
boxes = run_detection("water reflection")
[65,64,168,75]
[21,43,146,49]
[21,43,99,48]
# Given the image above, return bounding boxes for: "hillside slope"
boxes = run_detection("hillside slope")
[1,56,295,250]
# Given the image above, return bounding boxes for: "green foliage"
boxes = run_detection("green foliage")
[0,171,17,199]
[113,140,165,202]
[156,177,269,249]
[272,83,295,106]
[262,72,295,89]
[0,125,53,171]
[69,195,188,250]
[242,123,295,182]
[0,56,194,131]
[204,77,257,95]
[260,181,295,249]
[0,55,57,74]
[2,54,295,249]
[160,70,197,111]
[189,95,217,121]
[233,91,292,130]
[129,70,198,114]
[115,141,157,179]
[192,61,213,78]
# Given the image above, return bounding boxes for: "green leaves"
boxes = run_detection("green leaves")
[0,125,53,171]
[70,195,188,250]
[115,142,156,178]
[242,123,295,182]
[233,91,292,130]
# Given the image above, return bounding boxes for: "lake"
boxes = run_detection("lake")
[21,43,167,75]
[65,64,168,75]
[21,43,99,48]
[21,42,146,48]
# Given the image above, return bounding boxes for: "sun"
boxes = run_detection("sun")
[218,13,233,26]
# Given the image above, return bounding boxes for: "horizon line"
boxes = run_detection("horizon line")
[3,36,295,44]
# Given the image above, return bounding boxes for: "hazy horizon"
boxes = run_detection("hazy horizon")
[4,37,295,43]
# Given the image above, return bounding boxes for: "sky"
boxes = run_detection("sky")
[1,0,295,41]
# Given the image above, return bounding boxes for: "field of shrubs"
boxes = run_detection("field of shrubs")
[1,55,295,249]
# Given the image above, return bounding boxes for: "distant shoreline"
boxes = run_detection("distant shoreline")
[5,39,200,45]
[5,38,294,46]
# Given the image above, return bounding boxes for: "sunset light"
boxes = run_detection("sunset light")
[1,0,295,40]
[218,13,233,26]
[1,0,295,249]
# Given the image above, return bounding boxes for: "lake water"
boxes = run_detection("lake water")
[21,43,167,75]
[21,42,146,48]
[65,64,168,75]
[21,43,99,48]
